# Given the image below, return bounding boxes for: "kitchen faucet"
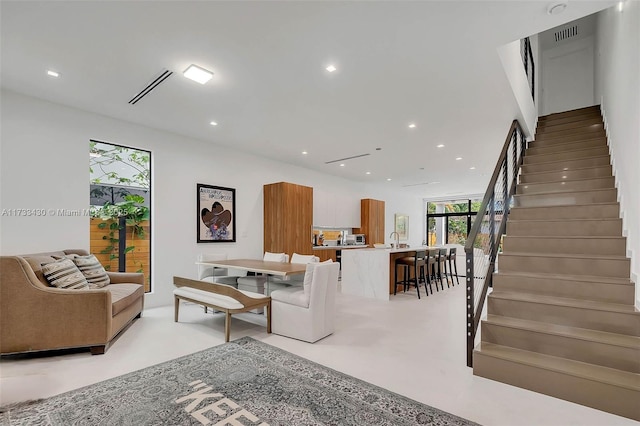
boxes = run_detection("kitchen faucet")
[389,231,399,248]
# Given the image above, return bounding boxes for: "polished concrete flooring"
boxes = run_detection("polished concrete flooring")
[1,284,636,426]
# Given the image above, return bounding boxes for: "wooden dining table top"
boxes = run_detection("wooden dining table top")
[195,259,307,277]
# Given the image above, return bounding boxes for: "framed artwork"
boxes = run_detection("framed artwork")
[197,184,236,243]
[394,213,409,241]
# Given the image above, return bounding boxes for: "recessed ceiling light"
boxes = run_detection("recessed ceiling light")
[210,121,218,126]
[456,157,463,160]
[366,171,371,175]
[618,1,624,12]
[470,166,476,170]
[408,123,416,128]
[387,178,392,181]
[437,144,445,148]
[183,64,213,84]
[339,163,345,167]
[326,65,337,72]
[547,2,567,15]
[302,151,308,155]
[47,70,59,77]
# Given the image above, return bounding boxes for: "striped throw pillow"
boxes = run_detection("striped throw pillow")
[42,258,89,290]
[73,254,110,288]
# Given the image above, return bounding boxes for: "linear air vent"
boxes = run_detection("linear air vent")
[325,153,370,164]
[554,25,578,42]
[128,69,173,105]
[402,181,440,187]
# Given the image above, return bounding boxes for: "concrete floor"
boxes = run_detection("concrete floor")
[1,284,635,426]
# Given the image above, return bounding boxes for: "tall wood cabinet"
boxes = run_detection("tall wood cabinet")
[356,198,385,245]
[263,182,313,257]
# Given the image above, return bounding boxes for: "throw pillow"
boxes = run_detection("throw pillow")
[42,258,89,290]
[73,254,111,288]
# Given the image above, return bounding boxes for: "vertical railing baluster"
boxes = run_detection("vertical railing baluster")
[466,248,475,367]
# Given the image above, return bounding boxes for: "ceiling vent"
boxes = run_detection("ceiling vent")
[324,153,370,164]
[128,69,173,105]
[554,25,579,42]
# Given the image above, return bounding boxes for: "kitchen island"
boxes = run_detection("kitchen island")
[341,246,432,301]
[341,245,471,301]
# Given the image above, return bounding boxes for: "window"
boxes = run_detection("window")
[426,199,481,246]
[89,141,152,292]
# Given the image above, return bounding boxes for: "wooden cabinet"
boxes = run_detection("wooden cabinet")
[314,249,336,263]
[313,189,360,228]
[264,182,313,257]
[356,199,385,245]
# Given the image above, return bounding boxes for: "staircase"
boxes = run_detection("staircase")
[473,105,640,421]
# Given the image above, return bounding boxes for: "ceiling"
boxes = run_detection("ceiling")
[0,1,615,198]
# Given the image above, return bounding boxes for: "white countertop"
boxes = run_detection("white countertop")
[312,245,367,250]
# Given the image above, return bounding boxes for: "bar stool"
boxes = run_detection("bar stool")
[426,249,439,292]
[439,248,450,288]
[446,247,460,285]
[394,250,427,299]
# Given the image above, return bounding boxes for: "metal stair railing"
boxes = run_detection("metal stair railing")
[464,120,527,367]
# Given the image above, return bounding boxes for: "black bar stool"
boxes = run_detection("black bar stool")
[394,250,427,298]
[446,247,460,285]
[439,248,450,288]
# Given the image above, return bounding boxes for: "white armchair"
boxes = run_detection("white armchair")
[271,261,339,343]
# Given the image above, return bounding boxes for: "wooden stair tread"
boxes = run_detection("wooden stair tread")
[518,176,614,186]
[500,251,628,261]
[515,187,615,197]
[489,291,640,314]
[522,154,609,165]
[510,202,619,210]
[485,315,640,349]
[493,270,633,286]
[503,235,626,241]
[507,217,620,223]
[529,136,606,147]
[521,165,610,177]
[475,342,640,391]
[526,146,607,157]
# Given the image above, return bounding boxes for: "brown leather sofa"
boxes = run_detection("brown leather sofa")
[0,249,144,355]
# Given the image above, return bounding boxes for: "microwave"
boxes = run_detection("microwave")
[353,234,366,245]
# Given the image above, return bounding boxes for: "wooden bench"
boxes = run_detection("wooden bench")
[173,276,271,342]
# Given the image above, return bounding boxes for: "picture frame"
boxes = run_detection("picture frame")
[394,213,409,241]
[197,184,236,243]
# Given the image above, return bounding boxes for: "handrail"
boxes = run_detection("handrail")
[522,37,535,102]
[464,119,526,367]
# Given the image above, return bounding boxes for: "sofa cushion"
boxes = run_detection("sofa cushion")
[108,284,144,316]
[41,258,89,290]
[73,254,110,288]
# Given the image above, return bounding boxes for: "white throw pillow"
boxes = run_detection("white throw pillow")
[290,253,319,264]
[263,252,287,262]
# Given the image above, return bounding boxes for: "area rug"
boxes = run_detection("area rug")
[0,337,479,425]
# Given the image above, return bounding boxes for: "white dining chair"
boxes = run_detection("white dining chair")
[270,261,339,343]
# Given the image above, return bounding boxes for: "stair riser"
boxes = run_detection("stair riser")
[524,147,609,164]
[521,156,611,173]
[539,107,601,123]
[492,273,635,304]
[527,139,606,156]
[517,177,615,194]
[536,128,605,142]
[481,322,640,373]
[539,111,601,125]
[520,166,612,184]
[487,297,640,336]
[502,236,626,256]
[514,190,617,208]
[507,219,622,237]
[499,254,629,278]
[532,132,607,146]
[538,117,603,132]
[509,204,619,220]
[473,352,640,421]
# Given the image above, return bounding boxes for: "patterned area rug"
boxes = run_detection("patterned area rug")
[1,337,479,425]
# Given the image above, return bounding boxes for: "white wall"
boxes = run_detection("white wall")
[594,2,640,303]
[0,90,424,307]
[497,40,538,138]
[540,35,596,115]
